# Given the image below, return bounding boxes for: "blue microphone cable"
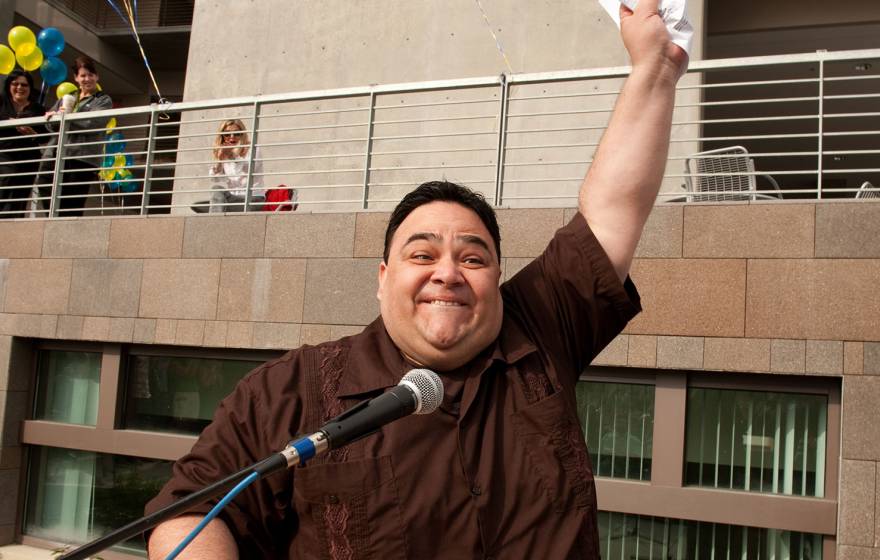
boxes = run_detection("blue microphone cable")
[163,471,258,560]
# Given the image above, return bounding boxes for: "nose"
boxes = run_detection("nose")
[430,257,464,286]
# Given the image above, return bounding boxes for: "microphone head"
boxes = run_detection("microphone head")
[399,369,443,415]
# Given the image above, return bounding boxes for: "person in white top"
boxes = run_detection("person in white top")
[209,119,265,212]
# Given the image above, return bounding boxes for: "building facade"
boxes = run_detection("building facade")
[1,1,879,558]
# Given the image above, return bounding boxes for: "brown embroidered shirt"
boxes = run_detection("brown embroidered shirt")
[145,212,641,559]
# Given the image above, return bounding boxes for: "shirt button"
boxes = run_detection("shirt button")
[471,485,482,496]
[327,494,339,504]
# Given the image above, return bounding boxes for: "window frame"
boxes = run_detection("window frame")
[582,366,840,560]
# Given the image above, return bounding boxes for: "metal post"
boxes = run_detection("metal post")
[140,105,159,215]
[244,100,261,211]
[361,91,377,209]
[817,51,826,199]
[493,74,510,206]
[48,115,68,217]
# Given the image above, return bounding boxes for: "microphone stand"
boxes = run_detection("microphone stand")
[57,454,287,560]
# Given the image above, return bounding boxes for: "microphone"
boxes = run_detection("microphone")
[279,368,443,468]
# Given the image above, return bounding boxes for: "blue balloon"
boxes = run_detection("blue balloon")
[40,56,67,87]
[102,155,115,168]
[37,27,65,57]
[124,154,133,167]
[106,132,126,154]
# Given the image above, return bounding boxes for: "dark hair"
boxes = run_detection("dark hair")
[72,56,98,76]
[383,181,501,263]
[2,70,36,104]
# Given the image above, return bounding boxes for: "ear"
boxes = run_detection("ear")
[376,261,388,300]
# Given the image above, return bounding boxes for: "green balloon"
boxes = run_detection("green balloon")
[56,81,78,99]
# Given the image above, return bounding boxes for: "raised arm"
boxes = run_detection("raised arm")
[579,0,688,281]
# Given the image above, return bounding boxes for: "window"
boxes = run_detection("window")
[20,342,280,556]
[686,388,827,497]
[124,353,264,435]
[576,381,654,480]
[34,350,101,426]
[24,446,172,554]
[578,370,839,559]
[598,512,823,560]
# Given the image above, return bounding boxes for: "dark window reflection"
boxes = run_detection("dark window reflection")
[124,354,263,435]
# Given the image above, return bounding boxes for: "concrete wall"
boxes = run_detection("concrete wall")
[2,200,880,555]
[183,0,705,99]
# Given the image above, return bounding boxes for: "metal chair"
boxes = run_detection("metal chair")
[684,146,781,202]
[856,181,880,199]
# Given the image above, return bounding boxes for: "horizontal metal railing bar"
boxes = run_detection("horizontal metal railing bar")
[373,97,499,111]
[508,89,624,102]
[824,112,880,118]
[678,77,820,91]
[372,114,498,125]
[508,107,613,119]
[672,132,820,142]
[681,96,820,108]
[253,152,366,162]
[260,106,371,118]
[258,122,371,133]
[371,146,497,156]
[369,163,493,171]
[507,124,609,134]
[674,114,819,126]
[823,130,880,137]
[369,179,495,187]
[824,149,880,155]
[371,130,497,140]
[824,74,880,83]
[823,93,880,101]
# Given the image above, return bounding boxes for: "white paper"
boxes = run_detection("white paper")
[599,0,694,57]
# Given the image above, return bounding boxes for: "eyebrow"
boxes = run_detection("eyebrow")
[403,232,492,254]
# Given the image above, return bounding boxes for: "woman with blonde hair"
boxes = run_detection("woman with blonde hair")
[209,118,264,212]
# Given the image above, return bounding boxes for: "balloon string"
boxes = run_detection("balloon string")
[105,0,165,102]
[473,0,515,75]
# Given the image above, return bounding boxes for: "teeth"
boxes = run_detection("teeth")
[430,300,462,306]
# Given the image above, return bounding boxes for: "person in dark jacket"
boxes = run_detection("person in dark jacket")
[43,55,113,216]
[0,70,46,218]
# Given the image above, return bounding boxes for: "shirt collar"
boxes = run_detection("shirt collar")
[337,312,538,398]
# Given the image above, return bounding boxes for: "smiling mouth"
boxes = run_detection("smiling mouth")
[426,300,464,307]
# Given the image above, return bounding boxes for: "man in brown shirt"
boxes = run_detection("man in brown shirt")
[146,1,688,558]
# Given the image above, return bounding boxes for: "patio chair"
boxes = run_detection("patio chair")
[855,181,880,199]
[684,146,781,202]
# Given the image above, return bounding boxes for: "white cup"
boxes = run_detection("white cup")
[61,94,76,113]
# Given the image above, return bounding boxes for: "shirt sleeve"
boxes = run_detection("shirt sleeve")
[501,211,641,388]
[144,358,303,556]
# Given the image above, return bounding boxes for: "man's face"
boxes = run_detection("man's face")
[378,201,503,372]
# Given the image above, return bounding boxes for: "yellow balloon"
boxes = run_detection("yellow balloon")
[56,81,78,99]
[0,45,14,74]
[15,42,34,57]
[106,117,117,132]
[113,154,126,169]
[16,45,43,71]
[8,26,35,52]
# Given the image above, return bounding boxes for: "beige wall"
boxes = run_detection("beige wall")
[2,200,880,554]
[184,0,705,100]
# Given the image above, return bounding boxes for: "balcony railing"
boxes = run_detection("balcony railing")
[0,48,878,218]
[44,0,194,30]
